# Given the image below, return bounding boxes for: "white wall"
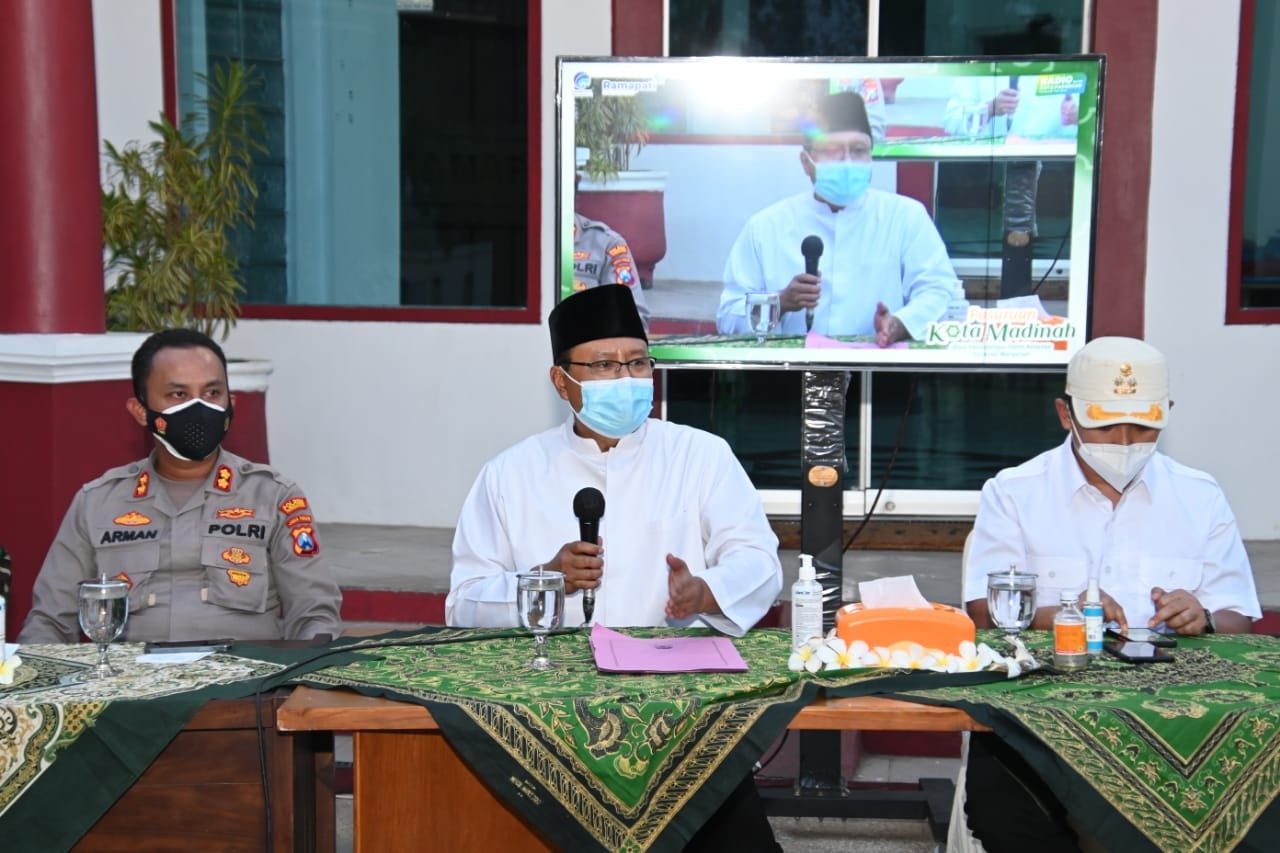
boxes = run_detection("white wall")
[1146,0,1280,538]
[93,0,164,169]
[222,0,613,527]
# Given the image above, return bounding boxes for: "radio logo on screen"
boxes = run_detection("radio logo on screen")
[573,72,592,91]
[1035,73,1087,96]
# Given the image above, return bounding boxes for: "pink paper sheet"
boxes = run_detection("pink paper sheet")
[589,624,749,673]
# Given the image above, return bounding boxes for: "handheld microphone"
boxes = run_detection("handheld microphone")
[573,487,605,623]
[801,235,824,332]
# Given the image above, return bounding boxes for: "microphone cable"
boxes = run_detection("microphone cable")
[1030,225,1071,295]
[840,376,917,555]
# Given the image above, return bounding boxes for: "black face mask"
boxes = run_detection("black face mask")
[145,399,233,461]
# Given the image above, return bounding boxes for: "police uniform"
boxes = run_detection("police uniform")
[19,449,342,643]
[571,213,651,327]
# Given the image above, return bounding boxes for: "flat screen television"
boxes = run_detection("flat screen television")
[556,55,1104,368]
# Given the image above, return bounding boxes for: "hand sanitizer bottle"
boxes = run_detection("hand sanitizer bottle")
[1083,579,1104,657]
[791,554,823,651]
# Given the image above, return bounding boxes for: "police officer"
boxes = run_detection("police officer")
[572,212,651,328]
[19,329,342,644]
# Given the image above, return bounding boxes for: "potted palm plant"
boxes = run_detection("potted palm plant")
[101,61,265,341]
[573,82,667,289]
[101,61,274,461]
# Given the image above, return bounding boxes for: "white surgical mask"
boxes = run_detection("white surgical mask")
[1069,421,1157,492]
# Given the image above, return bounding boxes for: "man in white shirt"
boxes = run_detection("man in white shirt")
[447,284,784,851]
[716,90,962,347]
[962,336,1260,851]
[964,336,1258,634]
[448,284,783,634]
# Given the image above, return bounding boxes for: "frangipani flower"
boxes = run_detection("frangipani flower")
[0,654,21,685]
[785,634,1037,678]
[820,636,858,670]
[788,637,828,673]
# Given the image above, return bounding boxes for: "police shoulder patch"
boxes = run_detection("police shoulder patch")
[280,496,309,515]
[214,466,234,492]
[290,525,320,557]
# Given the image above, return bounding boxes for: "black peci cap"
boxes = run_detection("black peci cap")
[815,90,872,138]
[549,284,647,361]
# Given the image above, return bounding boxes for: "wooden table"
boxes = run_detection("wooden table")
[73,692,335,853]
[277,686,989,851]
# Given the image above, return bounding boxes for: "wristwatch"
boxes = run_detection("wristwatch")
[1203,608,1217,634]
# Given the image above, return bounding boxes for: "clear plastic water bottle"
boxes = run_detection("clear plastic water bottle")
[1054,592,1089,670]
[1083,579,1104,658]
[791,554,823,650]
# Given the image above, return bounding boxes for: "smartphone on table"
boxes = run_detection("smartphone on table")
[1105,627,1177,648]
[143,639,233,654]
[1103,639,1174,663]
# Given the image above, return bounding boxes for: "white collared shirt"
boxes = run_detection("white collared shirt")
[446,417,783,636]
[964,436,1260,627]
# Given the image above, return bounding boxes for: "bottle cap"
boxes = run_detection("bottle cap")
[798,554,816,581]
[1086,578,1100,600]
[1060,591,1077,605]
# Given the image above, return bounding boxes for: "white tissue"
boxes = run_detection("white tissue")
[857,576,932,609]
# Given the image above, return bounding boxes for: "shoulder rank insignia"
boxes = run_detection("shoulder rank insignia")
[226,568,252,587]
[133,472,150,498]
[214,465,234,492]
[114,511,152,526]
[280,496,309,515]
[216,507,256,520]
[291,525,319,557]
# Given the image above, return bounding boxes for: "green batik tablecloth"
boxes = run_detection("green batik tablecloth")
[0,640,361,851]
[291,626,1004,852]
[862,630,1280,853]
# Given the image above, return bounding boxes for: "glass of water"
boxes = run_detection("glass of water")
[78,578,130,679]
[986,566,1037,648]
[745,292,781,344]
[517,569,565,670]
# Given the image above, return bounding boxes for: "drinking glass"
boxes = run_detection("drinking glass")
[517,570,565,670]
[963,102,988,138]
[78,578,130,679]
[745,292,781,344]
[986,568,1037,648]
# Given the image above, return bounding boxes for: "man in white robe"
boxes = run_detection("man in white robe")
[447,284,782,636]
[716,90,962,347]
[447,284,785,852]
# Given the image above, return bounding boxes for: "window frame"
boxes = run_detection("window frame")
[161,0,542,324]
[1226,0,1280,324]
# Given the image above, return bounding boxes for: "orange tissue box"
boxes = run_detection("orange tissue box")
[835,602,975,657]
